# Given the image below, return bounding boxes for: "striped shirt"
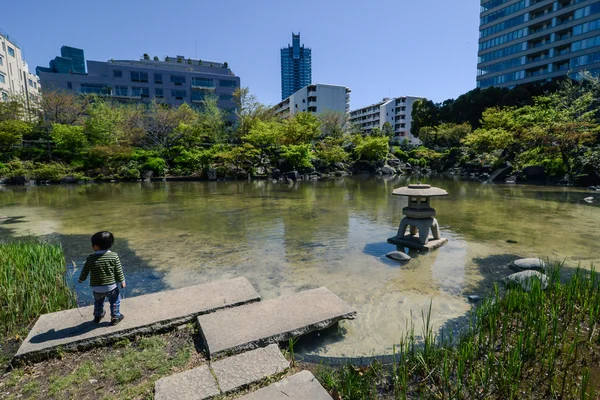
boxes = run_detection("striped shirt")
[79,251,125,287]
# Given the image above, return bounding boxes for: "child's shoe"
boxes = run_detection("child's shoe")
[111,314,125,326]
[93,312,105,324]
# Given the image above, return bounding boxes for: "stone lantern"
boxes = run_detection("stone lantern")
[387,183,449,250]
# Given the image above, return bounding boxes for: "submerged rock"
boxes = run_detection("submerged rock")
[467,295,481,303]
[509,258,546,272]
[584,197,594,203]
[504,270,549,292]
[385,251,411,262]
[381,165,397,175]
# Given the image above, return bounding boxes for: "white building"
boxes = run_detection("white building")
[274,83,350,118]
[350,96,423,142]
[0,31,41,115]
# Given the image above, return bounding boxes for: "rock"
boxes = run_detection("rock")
[509,258,546,272]
[489,165,513,182]
[0,178,8,184]
[9,176,28,185]
[237,371,332,400]
[309,174,320,180]
[388,158,401,167]
[480,173,490,181]
[335,171,348,177]
[481,165,492,173]
[256,166,266,175]
[207,168,217,181]
[522,165,546,181]
[271,169,281,180]
[287,171,300,182]
[142,170,154,180]
[584,197,594,203]
[334,162,346,171]
[60,176,78,184]
[505,176,517,184]
[504,271,549,292]
[467,295,480,303]
[381,165,397,175]
[506,239,518,244]
[385,251,411,262]
[88,379,98,384]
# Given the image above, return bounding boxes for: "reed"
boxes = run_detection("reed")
[0,238,76,338]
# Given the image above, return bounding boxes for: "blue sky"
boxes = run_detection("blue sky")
[3,0,479,108]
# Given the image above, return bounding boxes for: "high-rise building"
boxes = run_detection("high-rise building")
[0,30,41,116]
[273,84,350,118]
[281,33,312,100]
[37,47,240,113]
[350,96,423,142]
[478,0,600,89]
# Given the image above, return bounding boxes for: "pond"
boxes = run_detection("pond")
[1,176,599,359]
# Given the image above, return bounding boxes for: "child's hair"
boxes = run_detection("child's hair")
[91,231,114,250]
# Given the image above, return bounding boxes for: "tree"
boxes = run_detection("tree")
[354,136,389,161]
[84,97,124,145]
[0,120,32,152]
[410,99,438,136]
[0,94,26,121]
[242,120,280,161]
[319,110,348,139]
[280,112,321,145]
[419,123,471,148]
[215,143,260,174]
[40,90,88,125]
[197,95,227,143]
[316,137,348,165]
[381,122,395,138]
[281,144,314,170]
[144,100,198,153]
[232,87,274,139]
[51,124,88,154]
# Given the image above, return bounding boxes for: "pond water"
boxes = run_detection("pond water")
[1,177,599,359]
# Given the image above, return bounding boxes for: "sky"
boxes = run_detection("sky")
[3,0,480,108]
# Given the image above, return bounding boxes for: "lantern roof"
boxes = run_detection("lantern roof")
[392,183,448,197]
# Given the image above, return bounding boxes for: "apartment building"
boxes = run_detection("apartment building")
[0,31,41,114]
[281,33,312,100]
[37,47,240,113]
[349,96,423,141]
[273,83,350,118]
[478,0,600,88]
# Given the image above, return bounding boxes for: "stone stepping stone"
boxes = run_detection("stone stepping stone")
[385,251,411,262]
[198,287,356,358]
[154,344,289,400]
[504,270,549,292]
[509,258,546,272]
[15,277,260,363]
[238,370,333,399]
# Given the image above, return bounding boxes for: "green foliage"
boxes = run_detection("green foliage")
[280,112,321,145]
[354,136,389,162]
[419,123,471,148]
[84,97,124,145]
[381,121,395,138]
[0,120,32,153]
[316,138,349,166]
[280,144,314,170]
[0,239,76,338]
[51,124,88,154]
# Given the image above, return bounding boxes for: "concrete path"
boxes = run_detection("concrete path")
[238,371,333,400]
[15,277,260,362]
[154,344,289,400]
[198,287,357,358]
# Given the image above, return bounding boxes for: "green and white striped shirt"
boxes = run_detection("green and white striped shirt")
[79,251,125,290]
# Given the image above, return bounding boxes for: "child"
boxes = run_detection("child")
[78,231,126,326]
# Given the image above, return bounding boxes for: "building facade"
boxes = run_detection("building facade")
[281,33,312,100]
[349,96,423,142]
[38,48,240,112]
[273,84,350,118]
[0,31,41,114]
[478,0,600,89]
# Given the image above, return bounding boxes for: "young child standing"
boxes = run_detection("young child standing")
[78,231,126,326]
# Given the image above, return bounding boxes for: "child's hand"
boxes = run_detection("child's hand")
[121,281,127,289]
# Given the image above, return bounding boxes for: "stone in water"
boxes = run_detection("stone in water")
[509,258,546,272]
[505,271,549,292]
[385,251,411,262]
[584,197,594,203]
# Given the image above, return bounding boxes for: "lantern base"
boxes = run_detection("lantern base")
[387,234,448,251]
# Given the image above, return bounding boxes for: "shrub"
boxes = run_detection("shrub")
[354,136,389,162]
[143,157,167,176]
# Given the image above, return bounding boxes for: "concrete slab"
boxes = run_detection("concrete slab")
[15,277,260,363]
[238,371,332,400]
[154,364,219,400]
[388,234,448,251]
[198,287,356,358]
[212,344,289,393]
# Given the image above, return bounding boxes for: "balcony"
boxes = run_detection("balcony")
[191,83,215,90]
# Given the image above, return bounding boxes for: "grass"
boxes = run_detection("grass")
[0,238,76,339]
[317,263,600,399]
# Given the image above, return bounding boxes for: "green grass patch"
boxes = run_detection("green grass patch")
[318,264,600,399]
[0,239,76,339]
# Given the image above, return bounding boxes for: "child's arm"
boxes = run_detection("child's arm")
[77,258,91,283]
[114,256,126,288]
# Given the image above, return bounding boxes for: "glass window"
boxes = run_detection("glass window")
[28,79,33,87]
[0,55,3,66]
[219,79,237,87]
[0,73,4,83]
[7,46,15,57]
[480,14,525,38]
[154,73,163,84]
[115,86,128,96]
[113,70,123,78]
[170,75,186,85]
[172,89,186,99]
[1,91,7,100]
[220,94,233,101]
[131,71,148,83]
[80,83,108,94]
[191,77,214,87]
[132,87,141,97]
[67,82,72,89]
[141,87,149,97]
[191,90,206,102]
[480,1,525,25]
[155,88,164,97]
[33,82,37,89]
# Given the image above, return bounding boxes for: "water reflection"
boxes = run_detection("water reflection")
[0,177,598,357]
